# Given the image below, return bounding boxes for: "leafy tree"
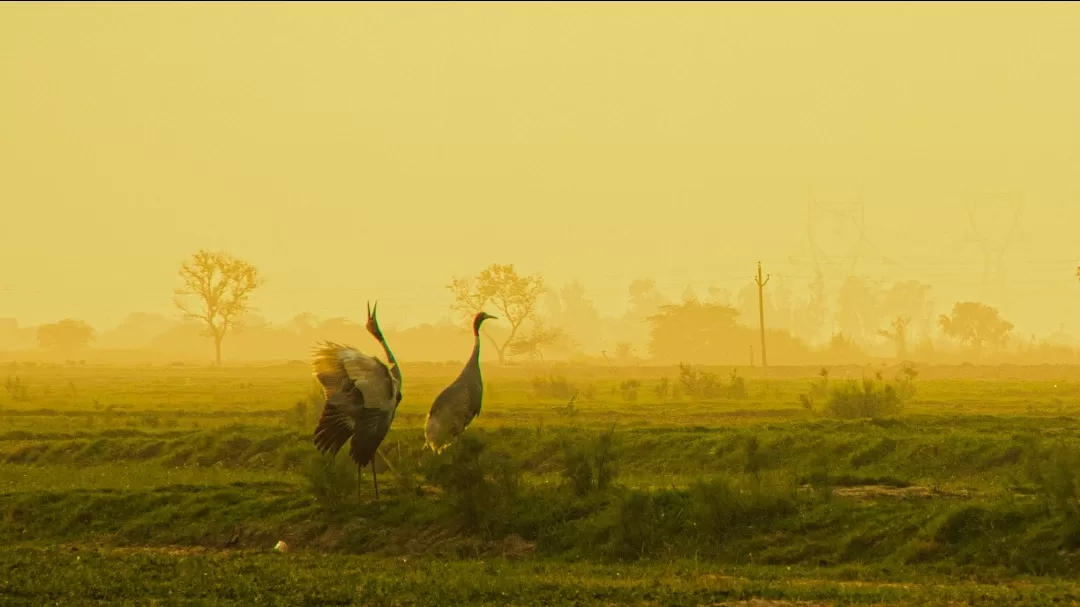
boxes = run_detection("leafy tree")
[558,281,602,352]
[448,263,545,364]
[648,300,811,364]
[938,301,1013,356]
[36,319,95,356]
[805,270,826,339]
[835,275,882,343]
[877,316,912,359]
[647,300,742,363]
[880,281,934,339]
[681,285,699,303]
[288,312,319,334]
[613,342,636,363]
[706,286,733,306]
[627,279,668,316]
[173,250,262,366]
[540,280,602,354]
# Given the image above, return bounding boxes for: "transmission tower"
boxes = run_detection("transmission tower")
[789,186,899,338]
[805,186,901,282]
[963,192,1023,309]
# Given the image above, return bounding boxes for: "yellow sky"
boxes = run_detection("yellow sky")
[2,2,1079,335]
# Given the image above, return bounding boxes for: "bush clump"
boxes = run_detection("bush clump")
[305,453,357,510]
[825,377,903,419]
[532,375,575,400]
[561,429,620,496]
[423,434,525,539]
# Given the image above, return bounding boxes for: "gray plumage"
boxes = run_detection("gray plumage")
[312,301,401,499]
[425,311,496,453]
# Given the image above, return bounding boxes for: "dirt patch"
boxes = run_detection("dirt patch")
[491,533,536,559]
[799,484,974,500]
[307,525,349,551]
[699,596,833,600]
[101,545,219,556]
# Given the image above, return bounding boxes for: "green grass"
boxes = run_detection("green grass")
[6,547,1080,605]
[6,362,1080,603]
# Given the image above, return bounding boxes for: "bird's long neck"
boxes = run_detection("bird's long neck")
[377,337,402,384]
[465,327,482,373]
[378,338,397,366]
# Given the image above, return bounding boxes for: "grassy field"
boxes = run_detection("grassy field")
[5,361,1080,604]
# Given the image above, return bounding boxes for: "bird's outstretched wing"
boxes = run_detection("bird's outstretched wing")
[314,389,357,457]
[311,342,401,465]
[424,381,477,454]
[312,342,399,409]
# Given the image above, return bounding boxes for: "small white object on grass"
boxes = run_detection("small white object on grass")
[274,541,288,553]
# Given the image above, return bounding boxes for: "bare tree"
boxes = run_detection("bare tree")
[877,316,912,359]
[174,250,262,366]
[448,263,545,364]
[509,320,569,364]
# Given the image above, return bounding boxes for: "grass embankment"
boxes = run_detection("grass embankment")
[5,364,1080,603]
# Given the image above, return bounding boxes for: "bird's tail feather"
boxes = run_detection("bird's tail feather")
[424,414,450,454]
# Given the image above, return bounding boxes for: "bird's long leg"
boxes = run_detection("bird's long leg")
[372,461,379,500]
[375,448,400,477]
[375,448,407,494]
[357,463,363,504]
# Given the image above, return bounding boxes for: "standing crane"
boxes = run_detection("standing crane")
[312,301,402,501]
[425,311,496,453]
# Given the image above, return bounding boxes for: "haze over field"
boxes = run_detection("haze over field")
[3,3,1080,362]
[12,6,1080,605]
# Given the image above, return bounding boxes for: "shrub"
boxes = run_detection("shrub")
[619,379,641,402]
[727,368,748,399]
[424,434,524,538]
[532,374,575,400]
[679,364,747,399]
[579,382,597,402]
[653,377,670,400]
[896,361,918,401]
[4,376,28,401]
[1026,441,1080,518]
[679,363,722,400]
[561,429,620,496]
[690,472,799,544]
[141,412,161,429]
[380,439,423,499]
[604,491,672,560]
[306,453,357,509]
[825,377,903,419]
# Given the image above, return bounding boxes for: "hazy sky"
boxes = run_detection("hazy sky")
[2,2,1080,336]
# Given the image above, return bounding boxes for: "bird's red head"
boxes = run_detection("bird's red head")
[473,311,496,334]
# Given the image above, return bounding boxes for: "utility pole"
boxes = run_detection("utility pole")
[755,261,770,368]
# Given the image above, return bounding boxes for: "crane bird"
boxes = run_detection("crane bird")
[424,311,496,453]
[312,301,403,501]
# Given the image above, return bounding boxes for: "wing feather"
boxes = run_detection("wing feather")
[313,392,356,457]
[310,341,402,464]
[340,353,397,409]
